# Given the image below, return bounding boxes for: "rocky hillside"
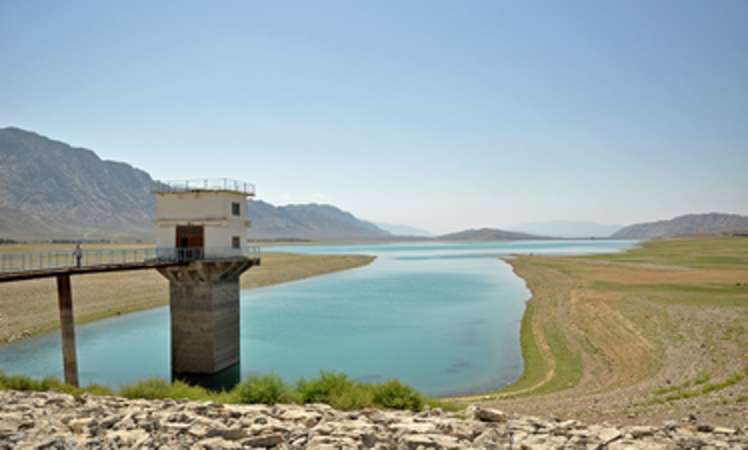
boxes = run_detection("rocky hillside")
[0,127,155,240]
[439,228,549,241]
[0,127,390,241]
[612,213,748,239]
[2,390,745,449]
[247,201,390,241]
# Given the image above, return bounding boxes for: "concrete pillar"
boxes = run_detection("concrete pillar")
[158,260,254,375]
[56,274,79,387]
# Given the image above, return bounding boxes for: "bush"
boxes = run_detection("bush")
[120,379,173,400]
[0,372,40,391]
[0,371,113,397]
[83,384,114,396]
[372,380,424,411]
[297,371,357,405]
[0,370,442,413]
[329,385,374,410]
[236,374,295,405]
[120,379,213,401]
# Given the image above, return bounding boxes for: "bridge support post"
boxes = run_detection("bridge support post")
[56,274,79,388]
[158,259,254,378]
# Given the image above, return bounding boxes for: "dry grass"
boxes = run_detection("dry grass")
[0,244,374,343]
[474,236,748,426]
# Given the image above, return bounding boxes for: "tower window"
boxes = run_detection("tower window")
[231,202,241,216]
[232,236,241,249]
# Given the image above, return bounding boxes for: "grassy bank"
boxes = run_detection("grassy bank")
[0,370,456,412]
[480,236,748,425]
[0,244,374,343]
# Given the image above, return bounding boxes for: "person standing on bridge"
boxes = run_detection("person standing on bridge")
[73,243,83,268]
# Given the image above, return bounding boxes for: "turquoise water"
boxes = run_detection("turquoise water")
[0,240,635,396]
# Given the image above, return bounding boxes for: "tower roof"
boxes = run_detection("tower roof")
[153,178,255,196]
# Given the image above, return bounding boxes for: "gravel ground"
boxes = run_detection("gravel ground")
[1,390,747,449]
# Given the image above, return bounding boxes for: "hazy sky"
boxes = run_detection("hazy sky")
[1,1,747,233]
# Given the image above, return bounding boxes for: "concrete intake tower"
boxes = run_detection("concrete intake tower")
[153,179,260,380]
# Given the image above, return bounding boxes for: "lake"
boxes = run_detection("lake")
[0,240,635,396]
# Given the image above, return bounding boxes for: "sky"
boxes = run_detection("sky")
[1,1,747,234]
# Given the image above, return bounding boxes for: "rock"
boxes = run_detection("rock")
[241,432,285,447]
[198,436,242,449]
[0,390,747,449]
[390,421,437,434]
[104,429,149,446]
[628,425,657,438]
[67,417,94,434]
[597,427,622,444]
[472,407,507,423]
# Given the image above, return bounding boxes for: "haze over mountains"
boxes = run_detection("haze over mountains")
[513,221,622,238]
[375,223,434,237]
[1,127,747,242]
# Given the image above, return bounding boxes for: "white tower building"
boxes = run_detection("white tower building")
[154,178,256,258]
[152,179,260,380]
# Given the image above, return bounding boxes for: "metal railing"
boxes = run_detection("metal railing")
[153,178,255,196]
[0,246,261,275]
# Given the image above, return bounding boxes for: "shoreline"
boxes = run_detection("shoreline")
[0,251,375,345]
[466,236,748,427]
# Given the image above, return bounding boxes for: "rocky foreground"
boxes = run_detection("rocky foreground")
[1,391,746,449]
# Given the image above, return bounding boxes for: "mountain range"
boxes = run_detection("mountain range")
[2,127,747,242]
[611,213,748,239]
[438,228,549,241]
[513,221,622,238]
[0,127,391,241]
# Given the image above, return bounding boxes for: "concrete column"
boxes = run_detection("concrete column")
[158,259,254,375]
[56,274,79,387]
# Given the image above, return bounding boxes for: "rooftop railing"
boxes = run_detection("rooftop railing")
[0,246,261,275]
[153,178,255,196]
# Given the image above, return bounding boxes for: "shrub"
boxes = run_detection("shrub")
[328,385,374,410]
[83,384,114,396]
[0,372,40,391]
[1,370,441,413]
[372,380,424,411]
[120,378,173,400]
[297,371,356,405]
[236,374,295,405]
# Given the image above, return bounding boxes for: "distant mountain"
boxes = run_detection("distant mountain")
[438,228,549,241]
[612,213,748,239]
[0,127,155,240]
[375,222,434,237]
[514,220,622,238]
[248,201,391,241]
[0,127,392,241]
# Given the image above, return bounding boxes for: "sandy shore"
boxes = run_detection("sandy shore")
[0,246,374,344]
[467,236,748,427]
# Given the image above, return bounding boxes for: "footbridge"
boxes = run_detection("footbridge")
[0,246,258,282]
[0,178,262,389]
[0,246,261,388]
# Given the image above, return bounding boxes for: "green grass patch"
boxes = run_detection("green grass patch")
[496,299,582,398]
[494,299,548,395]
[0,370,457,413]
[589,237,748,270]
[237,374,298,405]
[534,327,582,395]
[646,368,746,405]
[0,371,114,397]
